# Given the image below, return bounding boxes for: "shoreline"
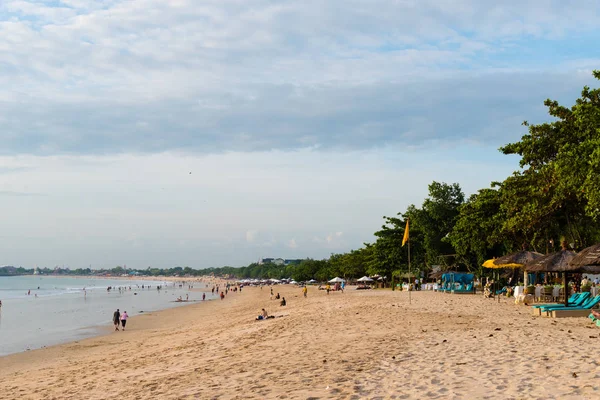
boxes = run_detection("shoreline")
[2,287,599,399]
[0,275,229,357]
[14,274,224,282]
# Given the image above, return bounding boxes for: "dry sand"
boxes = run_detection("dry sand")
[1,286,600,399]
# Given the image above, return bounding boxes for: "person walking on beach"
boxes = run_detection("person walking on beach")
[303,286,307,298]
[113,309,121,331]
[220,291,225,300]
[120,311,129,331]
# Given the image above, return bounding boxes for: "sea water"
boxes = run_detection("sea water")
[0,276,213,356]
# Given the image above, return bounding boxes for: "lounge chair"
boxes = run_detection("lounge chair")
[532,293,582,309]
[545,295,600,318]
[530,293,587,316]
[540,293,595,313]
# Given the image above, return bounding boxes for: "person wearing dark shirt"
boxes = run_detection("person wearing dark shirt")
[113,309,121,331]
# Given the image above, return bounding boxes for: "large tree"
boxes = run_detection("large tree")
[414,181,464,267]
[448,186,506,273]
[500,70,600,250]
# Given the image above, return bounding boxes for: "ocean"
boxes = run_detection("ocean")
[0,275,212,356]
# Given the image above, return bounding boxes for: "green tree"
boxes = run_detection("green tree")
[448,186,506,273]
[500,70,600,249]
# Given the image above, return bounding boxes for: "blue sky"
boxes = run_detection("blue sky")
[1,1,599,269]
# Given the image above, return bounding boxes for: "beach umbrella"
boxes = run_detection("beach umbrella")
[328,277,345,283]
[357,276,374,282]
[525,249,577,273]
[308,279,317,283]
[524,248,576,306]
[493,250,544,287]
[492,251,544,268]
[569,243,600,272]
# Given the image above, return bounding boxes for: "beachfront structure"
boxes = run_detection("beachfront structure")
[438,272,475,293]
[260,258,303,266]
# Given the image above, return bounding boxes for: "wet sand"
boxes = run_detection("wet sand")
[1,286,599,399]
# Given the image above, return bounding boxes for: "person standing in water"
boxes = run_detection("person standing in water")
[113,309,121,331]
[202,293,206,301]
[120,311,129,331]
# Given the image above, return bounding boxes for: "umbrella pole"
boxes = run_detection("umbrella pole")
[563,272,568,306]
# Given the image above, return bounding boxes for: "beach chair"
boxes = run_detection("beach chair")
[546,295,600,318]
[532,293,585,309]
[531,292,589,316]
[541,293,595,312]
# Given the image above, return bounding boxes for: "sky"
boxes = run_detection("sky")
[1,1,599,269]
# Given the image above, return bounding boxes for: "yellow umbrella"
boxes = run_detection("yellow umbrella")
[482,258,521,269]
[491,262,524,269]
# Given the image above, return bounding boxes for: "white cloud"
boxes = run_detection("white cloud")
[0,1,598,154]
[0,1,597,268]
[246,230,259,243]
[0,146,516,267]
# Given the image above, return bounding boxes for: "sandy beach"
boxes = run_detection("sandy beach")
[1,285,599,399]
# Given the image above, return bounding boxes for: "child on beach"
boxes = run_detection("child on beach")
[120,311,129,331]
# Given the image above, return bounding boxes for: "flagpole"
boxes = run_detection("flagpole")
[408,238,411,304]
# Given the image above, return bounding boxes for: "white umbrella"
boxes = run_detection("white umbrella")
[328,277,345,283]
[308,279,317,283]
[357,276,374,282]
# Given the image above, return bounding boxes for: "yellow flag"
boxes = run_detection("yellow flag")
[402,219,409,247]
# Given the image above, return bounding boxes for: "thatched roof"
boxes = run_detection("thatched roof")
[429,270,459,279]
[525,250,576,272]
[570,243,600,268]
[492,250,544,268]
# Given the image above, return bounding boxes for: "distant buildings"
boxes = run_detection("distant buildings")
[259,258,303,266]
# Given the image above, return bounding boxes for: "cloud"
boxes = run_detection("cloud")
[1,1,599,155]
[287,238,298,249]
[0,190,43,196]
[246,230,259,243]
[0,148,517,267]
